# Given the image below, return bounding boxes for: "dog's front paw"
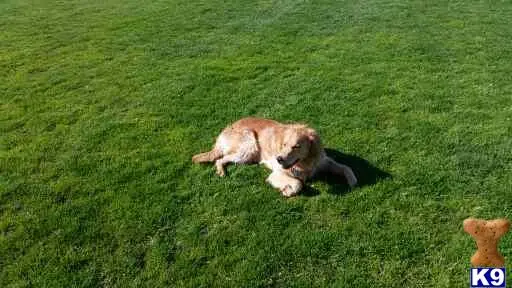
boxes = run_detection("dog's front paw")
[280,183,301,197]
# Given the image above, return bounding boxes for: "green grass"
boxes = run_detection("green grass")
[2,0,512,286]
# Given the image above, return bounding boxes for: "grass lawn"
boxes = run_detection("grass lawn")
[2,0,512,286]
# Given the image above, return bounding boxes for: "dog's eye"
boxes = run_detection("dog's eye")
[292,144,301,149]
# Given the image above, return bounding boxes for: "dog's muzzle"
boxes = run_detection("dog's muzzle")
[277,156,299,169]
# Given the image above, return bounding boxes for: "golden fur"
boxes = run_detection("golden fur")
[192,117,357,197]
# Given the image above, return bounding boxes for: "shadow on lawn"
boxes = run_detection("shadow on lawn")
[301,148,391,197]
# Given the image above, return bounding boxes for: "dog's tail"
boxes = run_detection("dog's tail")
[323,157,357,187]
[192,149,223,163]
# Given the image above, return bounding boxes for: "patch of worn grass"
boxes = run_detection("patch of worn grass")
[2,0,512,286]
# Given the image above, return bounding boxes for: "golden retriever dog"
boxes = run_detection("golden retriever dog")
[192,117,357,197]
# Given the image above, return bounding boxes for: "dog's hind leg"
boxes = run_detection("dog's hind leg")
[215,154,239,177]
[320,157,357,187]
[215,129,259,177]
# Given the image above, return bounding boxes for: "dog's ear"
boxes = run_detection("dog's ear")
[306,128,322,157]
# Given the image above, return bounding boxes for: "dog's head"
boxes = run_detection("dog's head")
[276,125,321,169]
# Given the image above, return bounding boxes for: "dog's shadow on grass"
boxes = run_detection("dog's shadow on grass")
[301,148,391,197]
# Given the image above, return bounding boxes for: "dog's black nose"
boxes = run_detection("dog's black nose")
[277,156,284,164]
